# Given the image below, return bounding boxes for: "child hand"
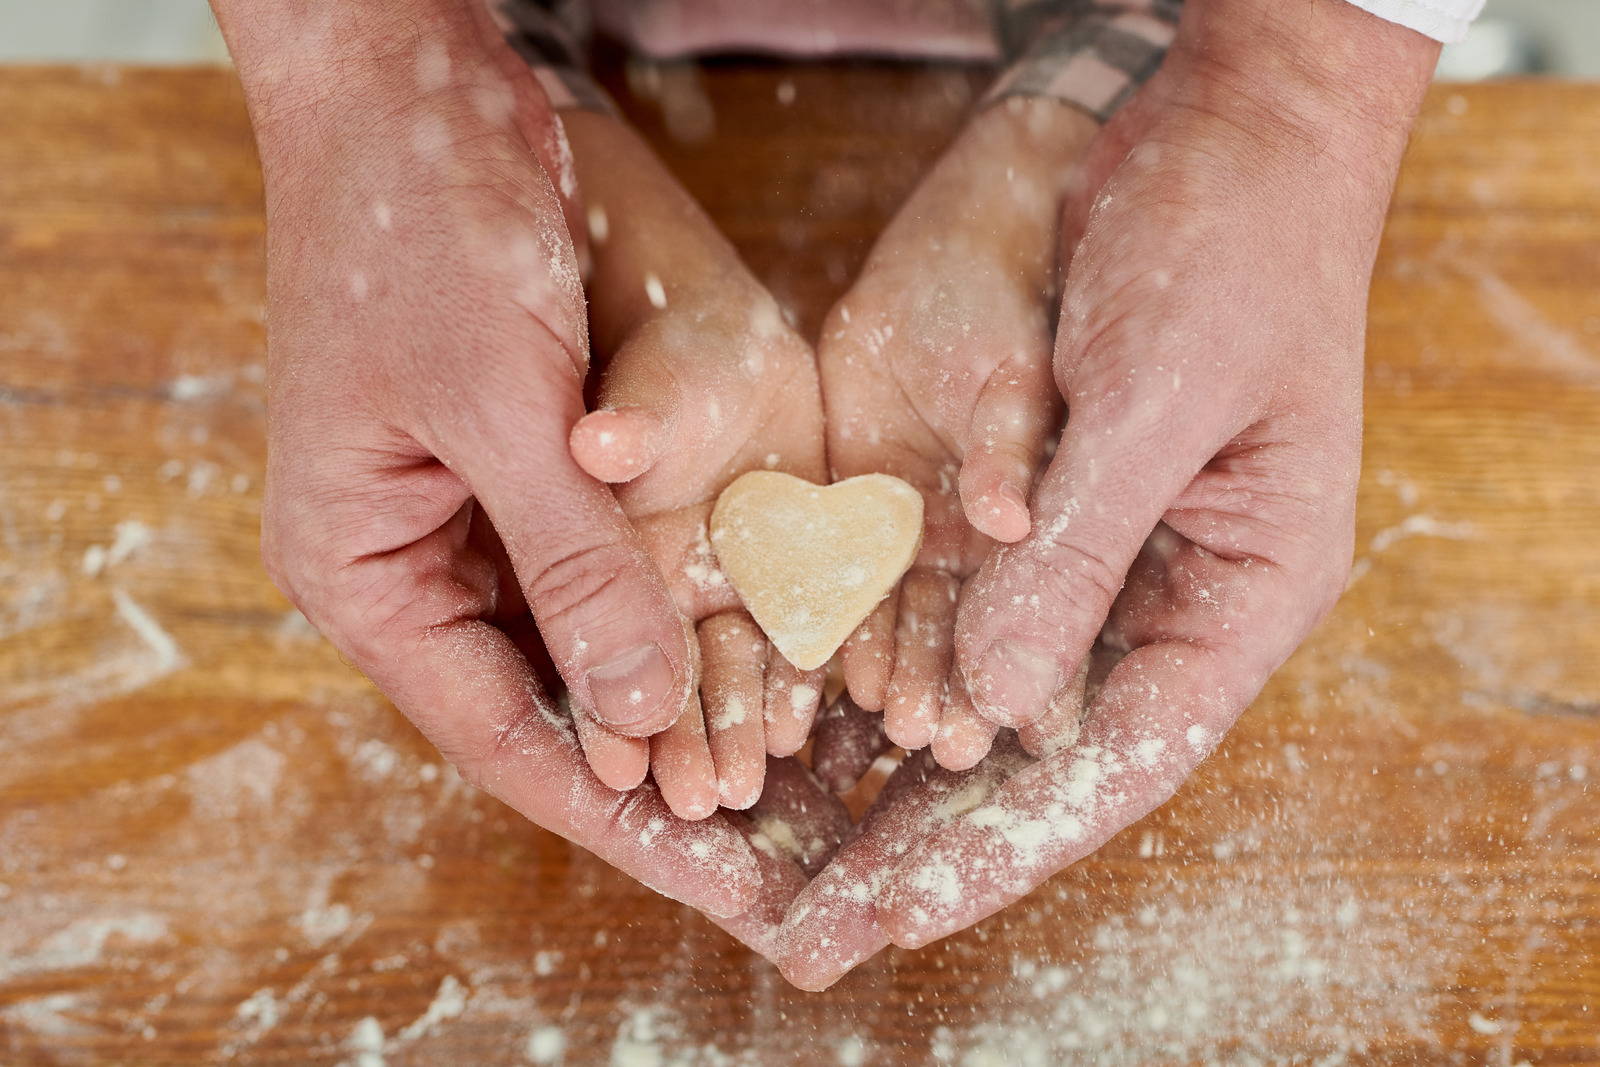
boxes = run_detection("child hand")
[817,97,1099,770]
[560,112,829,819]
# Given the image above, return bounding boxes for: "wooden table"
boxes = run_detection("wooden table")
[2,64,1598,1065]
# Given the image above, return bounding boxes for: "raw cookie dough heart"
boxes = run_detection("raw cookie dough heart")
[709,471,924,671]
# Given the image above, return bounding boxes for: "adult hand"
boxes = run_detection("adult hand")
[217,0,794,931]
[783,0,1441,987]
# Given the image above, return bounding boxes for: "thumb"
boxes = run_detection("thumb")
[955,382,1238,728]
[434,357,694,738]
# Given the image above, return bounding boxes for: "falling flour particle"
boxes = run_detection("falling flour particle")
[186,461,219,496]
[169,373,226,401]
[643,273,667,309]
[588,204,609,243]
[527,1024,566,1063]
[348,1016,386,1067]
[610,1008,666,1067]
[416,41,451,90]
[1467,1012,1505,1035]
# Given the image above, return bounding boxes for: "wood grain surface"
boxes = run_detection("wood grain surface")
[2,64,1598,1065]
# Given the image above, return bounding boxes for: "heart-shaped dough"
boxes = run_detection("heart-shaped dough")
[709,471,924,670]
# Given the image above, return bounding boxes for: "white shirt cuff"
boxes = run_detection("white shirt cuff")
[1342,0,1486,43]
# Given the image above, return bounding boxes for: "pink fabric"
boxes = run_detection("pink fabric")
[590,0,1001,60]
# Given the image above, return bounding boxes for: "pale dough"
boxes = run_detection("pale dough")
[709,471,924,670]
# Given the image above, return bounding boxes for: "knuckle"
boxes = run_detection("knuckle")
[315,559,437,669]
[1030,535,1126,623]
[522,537,638,627]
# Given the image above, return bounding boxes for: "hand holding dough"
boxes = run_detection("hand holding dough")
[709,472,923,670]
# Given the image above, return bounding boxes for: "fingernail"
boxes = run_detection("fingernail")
[586,643,674,731]
[971,640,1059,727]
[992,481,1031,542]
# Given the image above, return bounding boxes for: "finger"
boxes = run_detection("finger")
[811,693,892,794]
[711,816,813,960]
[958,357,1061,544]
[571,701,649,791]
[650,690,720,821]
[954,382,1238,729]
[438,365,694,738]
[741,757,853,877]
[883,569,960,750]
[763,655,824,758]
[841,590,897,713]
[569,406,670,483]
[875,641,1242,948]
[316,527,759,920]
[1015,659,1089,759]
[714,757,848,959]
[773,754,930,992]
[700,611,768,810]
[880,535,1336,949]
[774,740,1032,991]
[930,669,998,771]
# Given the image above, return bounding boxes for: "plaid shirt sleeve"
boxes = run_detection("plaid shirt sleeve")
[985,0,1183,122]
[490,0,615,113]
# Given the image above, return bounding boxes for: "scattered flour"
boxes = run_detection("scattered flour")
[0,913,169,980]
[348,1016,387,1067]
[395,975,468,1043]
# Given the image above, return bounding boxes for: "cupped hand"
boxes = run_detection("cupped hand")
[244,5,805,935]
[817,97,1100,770]
[784,0,1441,986]
[559,111,830,818]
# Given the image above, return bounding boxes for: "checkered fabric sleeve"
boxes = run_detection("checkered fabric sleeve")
[985,0,1183,122]
[491,0,616,113]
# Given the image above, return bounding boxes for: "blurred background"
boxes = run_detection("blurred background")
[1,0,1597,78]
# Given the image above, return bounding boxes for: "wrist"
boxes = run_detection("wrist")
[1166,0,1440,168]
[212,0,484,149]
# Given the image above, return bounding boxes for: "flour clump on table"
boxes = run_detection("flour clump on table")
[709,471,922,670]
